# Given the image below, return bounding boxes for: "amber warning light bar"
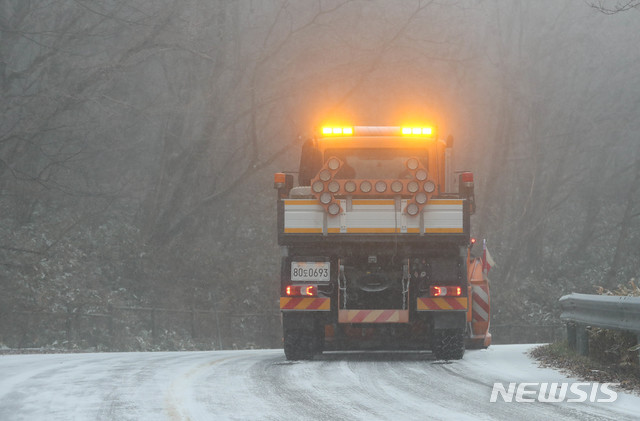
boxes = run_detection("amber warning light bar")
[401,127,433,136]
[322,127,353,136]
[320,126,435,137]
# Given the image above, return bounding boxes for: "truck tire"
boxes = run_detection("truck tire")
[432,329,465,360]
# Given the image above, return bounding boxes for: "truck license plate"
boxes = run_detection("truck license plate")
[291,262,330,282]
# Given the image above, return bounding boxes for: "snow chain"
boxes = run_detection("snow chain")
[402,260,410,310]
[339,264,347,309]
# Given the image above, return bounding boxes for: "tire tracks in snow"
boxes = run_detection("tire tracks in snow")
[164,354,247,421]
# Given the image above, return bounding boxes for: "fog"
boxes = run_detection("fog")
[1,0,639,349]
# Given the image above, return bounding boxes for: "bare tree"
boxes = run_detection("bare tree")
[590,0,640,14]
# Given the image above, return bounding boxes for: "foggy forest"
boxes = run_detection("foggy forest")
[1,0,639,351]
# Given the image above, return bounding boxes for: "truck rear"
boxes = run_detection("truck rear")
[274,125,491,360]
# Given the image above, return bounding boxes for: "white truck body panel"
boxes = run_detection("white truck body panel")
[283,199,463,234]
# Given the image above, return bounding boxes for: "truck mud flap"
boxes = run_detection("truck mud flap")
[432,311,466,330]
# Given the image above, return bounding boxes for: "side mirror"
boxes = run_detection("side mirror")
[459,172,476,215]
[298,139,322,186]
[274,173,294,198]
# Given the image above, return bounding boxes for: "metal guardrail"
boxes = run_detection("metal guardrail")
[559,293,640,332]
[559,293,640,360]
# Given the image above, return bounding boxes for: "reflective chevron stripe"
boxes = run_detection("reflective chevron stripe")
[472,285,490,322]
[280,297,330,311]
[416,297,468,311]
[338,309,409,323]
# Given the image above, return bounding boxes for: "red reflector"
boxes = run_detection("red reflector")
[430,285,462,297]
[461,172,474,183]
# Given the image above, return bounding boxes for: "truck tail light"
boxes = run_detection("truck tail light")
[285,285,317,296]
[430,286,462,297]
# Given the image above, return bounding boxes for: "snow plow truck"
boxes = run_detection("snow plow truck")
[274,125,491,360]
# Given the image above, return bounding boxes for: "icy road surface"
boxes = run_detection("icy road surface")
[0,344,638,420]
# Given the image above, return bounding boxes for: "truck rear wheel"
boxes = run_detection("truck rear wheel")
[432,328,465,360]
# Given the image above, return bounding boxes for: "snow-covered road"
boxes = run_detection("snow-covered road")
[0,344,638,420]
